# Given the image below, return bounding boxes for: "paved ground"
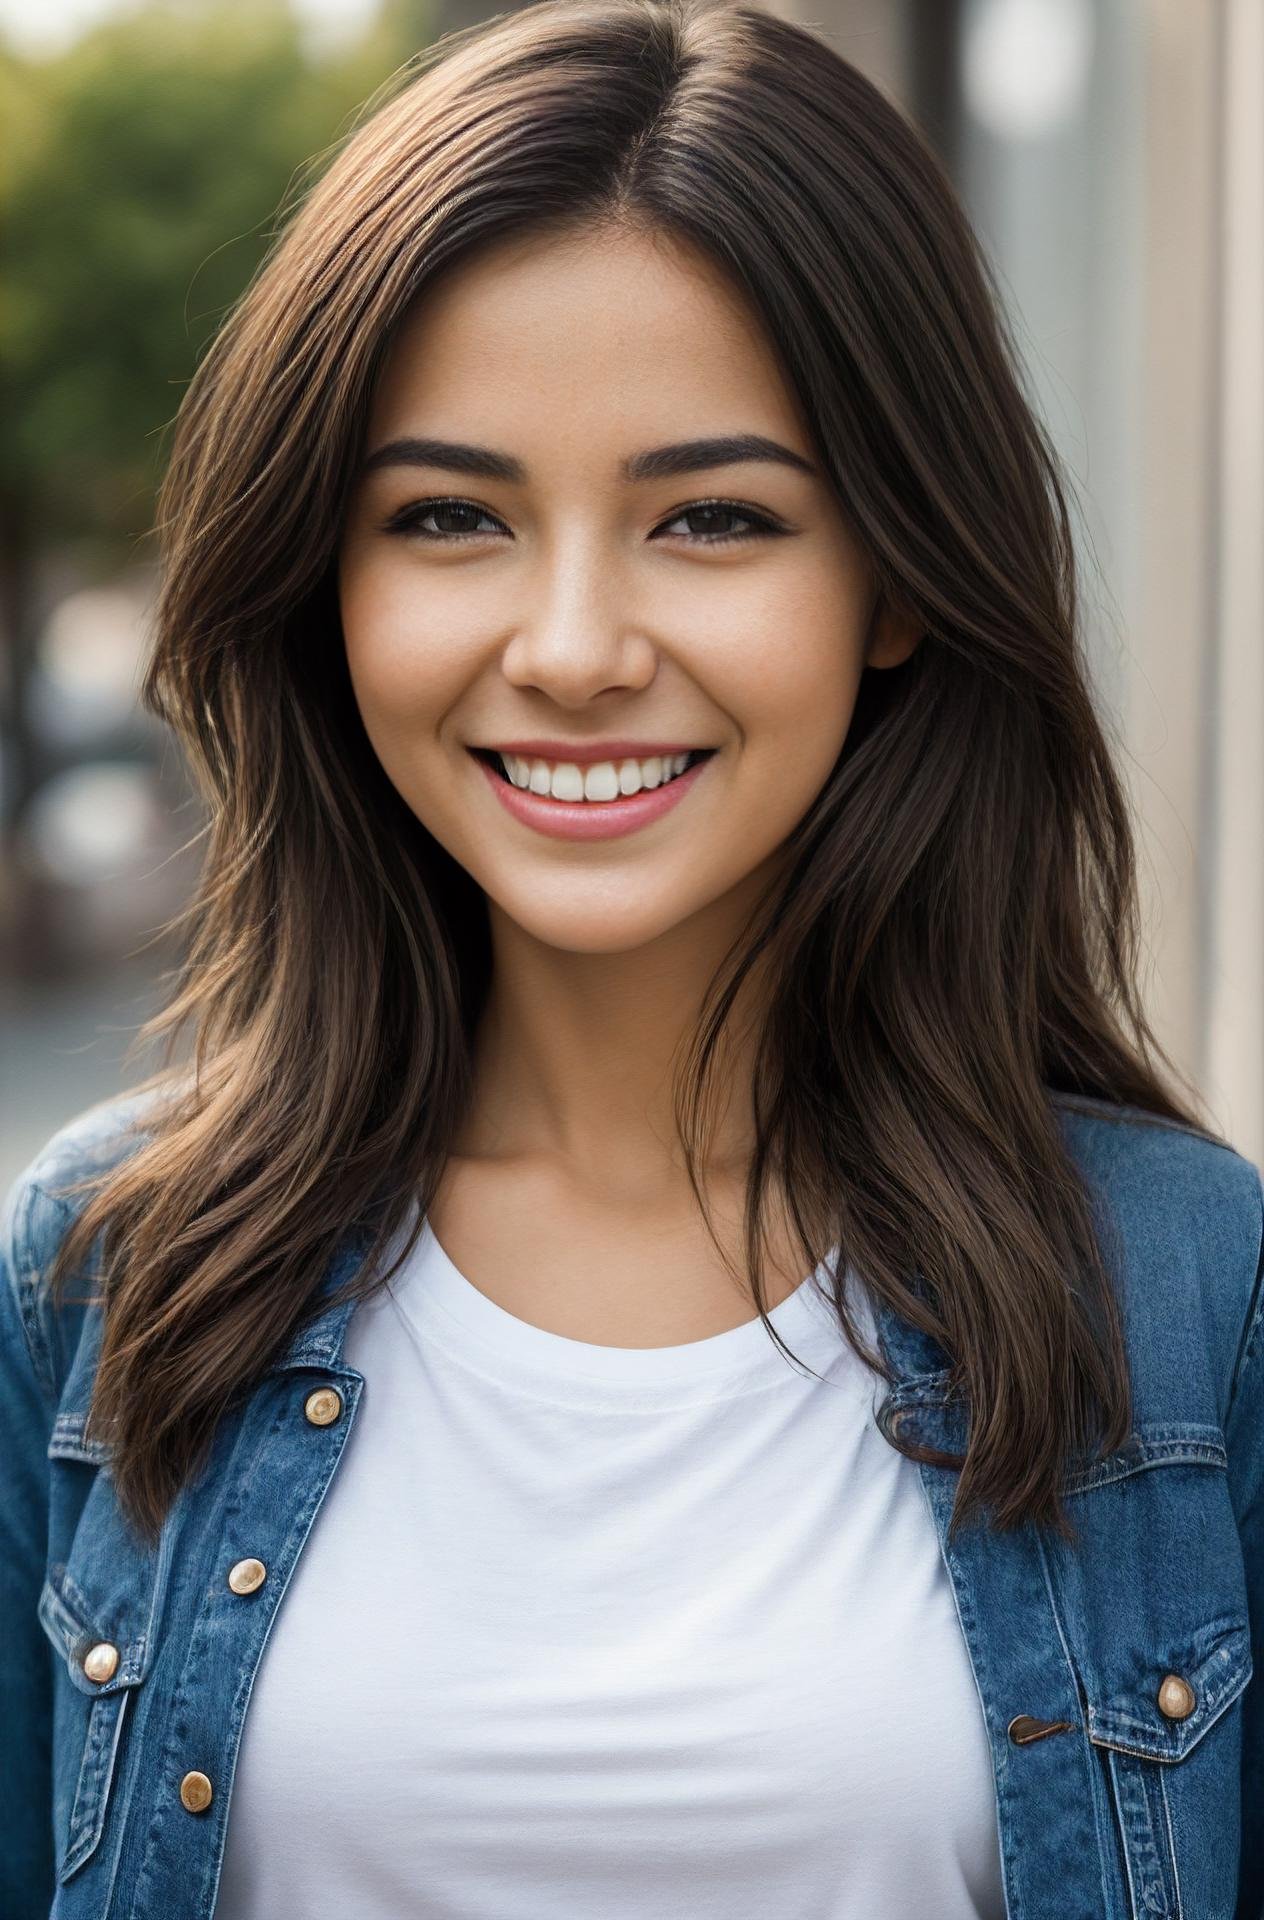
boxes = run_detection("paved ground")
[1,953,183,1196]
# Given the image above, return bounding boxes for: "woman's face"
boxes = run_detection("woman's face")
[338,223,918,955]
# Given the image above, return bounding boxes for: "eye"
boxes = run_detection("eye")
[653,501,785,547]
[381,497,787,547]
[383,499,504,541]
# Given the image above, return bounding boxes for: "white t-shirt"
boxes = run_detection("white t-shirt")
[214,1215,1007,1919]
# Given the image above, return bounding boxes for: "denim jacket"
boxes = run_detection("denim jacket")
[2,1085,1262,1920]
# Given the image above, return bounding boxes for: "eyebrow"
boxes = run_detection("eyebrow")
[357,432,819,484]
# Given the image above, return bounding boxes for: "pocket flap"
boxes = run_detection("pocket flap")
[48,1408,113,1465]
[38,1561,158,1697]
[1086,1615,1252,1762]
[1060,1423,1228,1495]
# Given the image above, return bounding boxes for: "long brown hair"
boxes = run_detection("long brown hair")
[44,0,1215,1550]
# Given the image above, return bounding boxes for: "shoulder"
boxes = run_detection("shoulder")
[8,1081,176,1207]
[1,1084,176,1405]
[1050,1088,1262,1240]
[1049,1089,1262,1261]
[1048,1090,1264,1425]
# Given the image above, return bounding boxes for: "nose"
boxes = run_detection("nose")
[498,550,659,705]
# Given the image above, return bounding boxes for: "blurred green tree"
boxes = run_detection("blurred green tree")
[0,0,432,848]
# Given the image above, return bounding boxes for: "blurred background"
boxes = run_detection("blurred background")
[2,0,1261,1188]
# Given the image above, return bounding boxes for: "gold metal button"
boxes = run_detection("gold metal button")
[82,1641,119,1684]
[303,1386,343,1426]
[179,1770,214,1813]
[1157,1673,1196,1720]
[228,1557,267,1595]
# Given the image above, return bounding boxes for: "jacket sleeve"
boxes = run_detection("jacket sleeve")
[1225,1157,1264,1920]
[0,1170,59,1919]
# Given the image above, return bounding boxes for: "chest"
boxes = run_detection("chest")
[211,1302,1007,1920]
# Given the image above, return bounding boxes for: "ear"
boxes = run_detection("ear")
[864,593,922,670]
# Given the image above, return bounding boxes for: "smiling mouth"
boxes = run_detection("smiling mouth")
[470,746,716,801]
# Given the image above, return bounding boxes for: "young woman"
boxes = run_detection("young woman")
[3,2,1260,1916]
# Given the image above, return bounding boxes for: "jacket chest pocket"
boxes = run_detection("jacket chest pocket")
[1086,1612,1251,1916]
[1051,1427,1253,1918]
[38,1411,173,1885]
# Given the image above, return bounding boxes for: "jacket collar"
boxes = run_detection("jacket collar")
[268,1222,379,1373]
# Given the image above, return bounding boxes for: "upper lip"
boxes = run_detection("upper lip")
[472,739,716,766]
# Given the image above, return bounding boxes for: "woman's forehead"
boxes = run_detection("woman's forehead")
[365,229,807,463]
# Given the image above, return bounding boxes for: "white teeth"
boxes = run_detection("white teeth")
[500,751,697,801]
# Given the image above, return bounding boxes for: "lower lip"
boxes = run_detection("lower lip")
[471,751,715,841]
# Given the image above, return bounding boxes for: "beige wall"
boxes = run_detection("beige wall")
[1128,0,1262,1159]
[1204,0,1264,1161]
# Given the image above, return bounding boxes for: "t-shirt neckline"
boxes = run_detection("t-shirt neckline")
[385,1213,864,1401]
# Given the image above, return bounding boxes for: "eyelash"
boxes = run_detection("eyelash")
[381,496,786,549]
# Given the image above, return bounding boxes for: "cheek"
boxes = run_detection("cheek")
[730,614,864,802]
[338,555,471,775]
[337,552,494,864]
[340,563,420,724]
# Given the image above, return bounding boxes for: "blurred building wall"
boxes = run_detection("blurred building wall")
[805,0,1264,1163]
[1203,0,1263,1164]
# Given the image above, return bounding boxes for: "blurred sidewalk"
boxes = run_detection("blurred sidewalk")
[1,950,182,1193]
